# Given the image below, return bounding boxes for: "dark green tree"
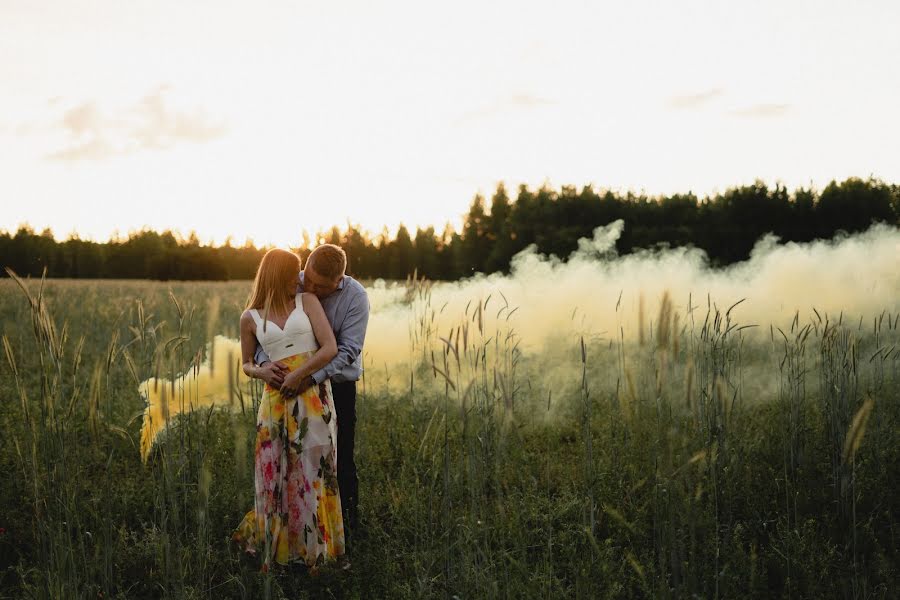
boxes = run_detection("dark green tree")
[460,194,491,275]
[389,224,415,280]
[413,226,439,279]
[485,183,515,273]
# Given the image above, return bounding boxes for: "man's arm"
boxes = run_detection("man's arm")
[311,288,369,384]
[254,340,270,366]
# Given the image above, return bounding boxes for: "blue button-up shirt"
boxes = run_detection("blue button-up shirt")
[254,272,369,384]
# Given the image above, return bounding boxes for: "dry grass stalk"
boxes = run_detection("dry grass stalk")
[716,376,729,425]
[3,335,30,422]
[672,311,681,356]
[656,349,668,396]
[684,358,695,411]
[624,367,637,421]
[843,397,874,464]
[656,291,673,350]
[638,293,646,346]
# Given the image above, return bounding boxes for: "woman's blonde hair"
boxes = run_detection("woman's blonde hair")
[246,248,301,330]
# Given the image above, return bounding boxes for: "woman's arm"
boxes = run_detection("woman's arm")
[280,294,337,396]
[240,311,262,378]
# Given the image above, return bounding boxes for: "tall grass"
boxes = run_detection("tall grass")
[0,273,897,598]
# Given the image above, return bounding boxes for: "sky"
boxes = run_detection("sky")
[1,0,899,247]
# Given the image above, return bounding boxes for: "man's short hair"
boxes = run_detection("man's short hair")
[307,244,347,280]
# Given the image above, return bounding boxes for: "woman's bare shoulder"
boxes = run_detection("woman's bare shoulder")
[300,292,322,308]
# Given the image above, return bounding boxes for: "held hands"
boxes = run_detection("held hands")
[279,370,316,398]
[256,361,290,387]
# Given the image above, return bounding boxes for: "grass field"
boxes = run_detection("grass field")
[0,275,897,599]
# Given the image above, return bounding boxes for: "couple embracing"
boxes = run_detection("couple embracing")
[231,244,369,572]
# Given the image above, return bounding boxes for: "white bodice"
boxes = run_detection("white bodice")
[250,294,318,362]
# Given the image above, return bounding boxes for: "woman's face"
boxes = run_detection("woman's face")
[285,268,300,297]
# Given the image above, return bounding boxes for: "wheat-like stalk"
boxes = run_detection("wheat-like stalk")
[843,397,874,464]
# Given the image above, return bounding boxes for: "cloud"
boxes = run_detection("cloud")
[730,103,790,118]
[128,88,226,149]
[508,93,555,108]
[47,87,227,161]
[61,101,103,136]
[456,92,556,124]
[666,90,790,118]
[667,88,724,109]
[49,137,114,161]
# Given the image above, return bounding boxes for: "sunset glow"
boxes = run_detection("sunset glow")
[2,0,899,247]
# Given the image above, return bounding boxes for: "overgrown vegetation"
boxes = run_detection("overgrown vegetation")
[0,275,897,598]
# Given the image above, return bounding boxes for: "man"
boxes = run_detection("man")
[254,243,369,537]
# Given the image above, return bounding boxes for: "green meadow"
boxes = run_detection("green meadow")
[0,276,897,599]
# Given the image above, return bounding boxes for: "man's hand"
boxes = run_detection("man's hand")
[256,361,289,387]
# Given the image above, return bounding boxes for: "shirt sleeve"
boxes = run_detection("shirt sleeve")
[312,287,369,384]
[254,339,270,366]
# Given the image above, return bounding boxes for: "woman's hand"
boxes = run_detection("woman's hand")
[256,361,290,387]
[280,369,314,398]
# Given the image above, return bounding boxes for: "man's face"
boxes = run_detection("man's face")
[303,264,341,299]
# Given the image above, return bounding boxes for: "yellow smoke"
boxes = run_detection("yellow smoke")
[139,335,250,462]
[363,222,900,364]
[139,223,900,454]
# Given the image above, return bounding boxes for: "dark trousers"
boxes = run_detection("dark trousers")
[331,380,358,533]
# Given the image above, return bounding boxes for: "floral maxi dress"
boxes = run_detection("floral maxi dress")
[232,299,345,568]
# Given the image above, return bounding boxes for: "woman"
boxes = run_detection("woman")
[232,248,345,570]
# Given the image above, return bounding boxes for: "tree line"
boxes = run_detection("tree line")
[2,177,897,281]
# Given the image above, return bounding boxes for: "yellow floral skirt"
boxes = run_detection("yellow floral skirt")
[232,352,345,568]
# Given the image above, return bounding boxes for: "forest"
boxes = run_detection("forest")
[2,177,897,281]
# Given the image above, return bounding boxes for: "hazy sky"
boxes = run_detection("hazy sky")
[2,0,899,246]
